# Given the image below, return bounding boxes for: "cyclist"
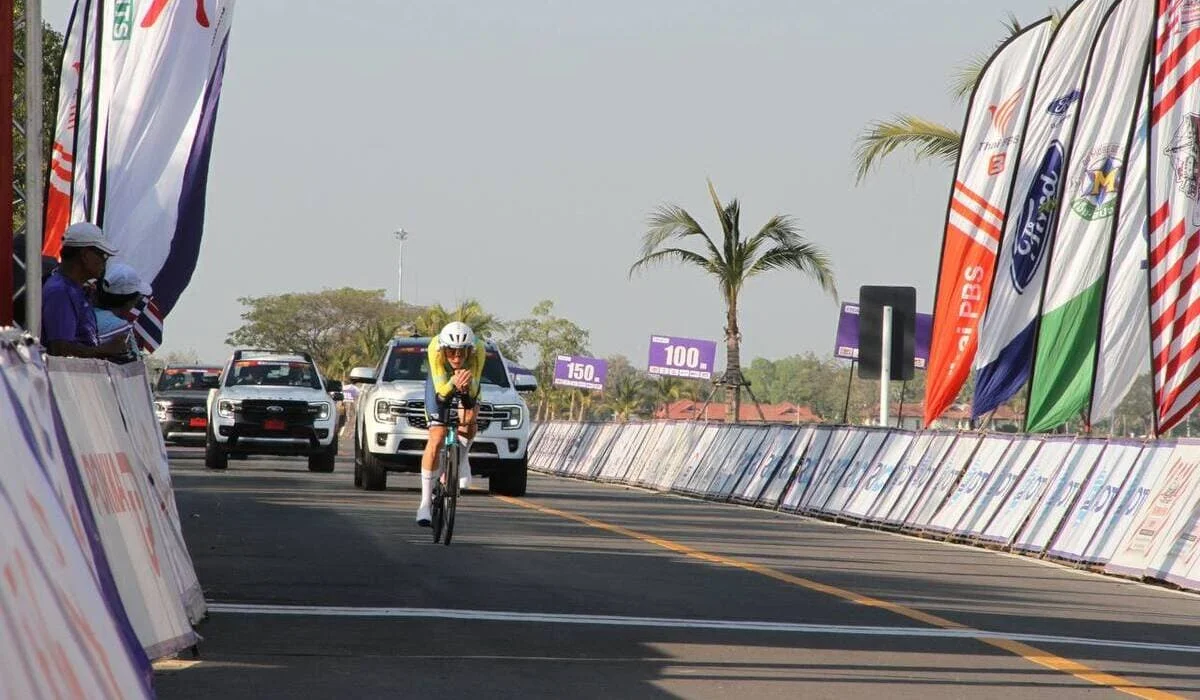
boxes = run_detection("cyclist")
[417,321,485,526]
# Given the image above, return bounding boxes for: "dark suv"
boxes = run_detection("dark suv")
[153,365,222,445]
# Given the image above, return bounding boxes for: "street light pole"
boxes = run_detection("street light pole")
[394,228,410,304]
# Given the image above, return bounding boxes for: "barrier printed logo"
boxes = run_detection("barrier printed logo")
[1166,113,1200,201]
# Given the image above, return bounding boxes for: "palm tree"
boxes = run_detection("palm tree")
[413,299,504,339]
[605,373,650,422]
[630,181,837,423]
[853,12,1054,182]
[653,376,691,418]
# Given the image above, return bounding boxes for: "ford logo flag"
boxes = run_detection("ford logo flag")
[1010,141,1065,293]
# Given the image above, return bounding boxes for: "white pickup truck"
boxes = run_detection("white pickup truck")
[205,349,343,472]
[350,336,536,495]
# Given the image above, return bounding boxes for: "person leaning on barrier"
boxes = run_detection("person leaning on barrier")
[40,222,127,359]
[94,262,151,364]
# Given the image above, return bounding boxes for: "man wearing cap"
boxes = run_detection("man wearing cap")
[95,262,151,363]
[41,222,127,359]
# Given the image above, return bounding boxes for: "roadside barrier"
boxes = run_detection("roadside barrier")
[1,331,204,697]
[528,420,1200,594]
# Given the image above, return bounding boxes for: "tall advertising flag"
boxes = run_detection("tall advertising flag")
[43,1,85,253]
[922,18,1053,427]
[1091,75,1152,426]
[44,0,237,348]
[1026,0,1154,432]
[972,0,1119,419]
[1148,0,1200,433]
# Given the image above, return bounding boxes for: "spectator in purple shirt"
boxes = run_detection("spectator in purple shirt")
[41,222,127,359]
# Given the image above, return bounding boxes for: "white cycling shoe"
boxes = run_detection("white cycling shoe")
[416,502,431,527]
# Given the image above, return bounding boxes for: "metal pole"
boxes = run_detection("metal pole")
[394,228,409,304]
[24,0,42,334]
[841,359,854,424]
[879,305,892,427]
[0,0,13,326]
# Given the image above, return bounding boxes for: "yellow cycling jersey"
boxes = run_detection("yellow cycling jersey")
[427,336,486,399]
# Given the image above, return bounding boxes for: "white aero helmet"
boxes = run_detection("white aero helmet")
[438,321,476,349]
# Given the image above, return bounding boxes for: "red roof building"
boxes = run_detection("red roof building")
[654,400,822,424]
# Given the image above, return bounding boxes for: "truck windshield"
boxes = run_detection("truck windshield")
[156,368,221,391]
[225,360,323,389]
[381,345,511,388]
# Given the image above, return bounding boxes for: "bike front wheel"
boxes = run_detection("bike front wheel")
[443,445,459,546]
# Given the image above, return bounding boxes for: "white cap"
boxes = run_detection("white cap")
[62,221,119,255]
[103,262,152,296]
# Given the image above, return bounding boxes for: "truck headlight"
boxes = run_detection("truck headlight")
[309,402,331,420]
[497,405,523,430]
[154,401,170,420]
[375,399,398,424]
[217,400,240,418]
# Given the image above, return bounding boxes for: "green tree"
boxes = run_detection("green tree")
[227,288,417,371]
[604,372,650,422]
[630,180,837,423]
[412,299,504,339]
[852,13,1057,182]
[13,0,65,232]
[651,375,695,416]
[504,300,591,420]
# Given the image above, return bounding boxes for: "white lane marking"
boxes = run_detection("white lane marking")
[206,603,1200,655]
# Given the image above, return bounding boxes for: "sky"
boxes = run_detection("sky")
[42,0,1065,368]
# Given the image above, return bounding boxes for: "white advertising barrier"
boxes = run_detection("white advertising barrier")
[800,427,865,513]
[760,426,820,508]
[107,361,206,624]
[695,426,752,496]
[584,424,623,479]
[526,422,555,469]
[1106,441,1200,579]
[903,434,982,531]
[956,436,1041,539]
[880,433,956,525]
[870,433,942,524]
[653,422,708,491]
[0,410,155,698]
[844,432,915,520]
[629,422,674,486]
[1140,446,1200,583]
[1085,443,1173,564]
[622,422,662,485]
[1014,440,1106,554]
[1047,442,1144,562]
[782,426,846,512]
[926,435,1013,534]
[595,423,639,481]
[567,424,602,476]
[555,423,588,474]
[712,427,770,500]
[671,424,723,492]
[683,426,740,495]
[821,429,891,516]
[47,358,198,659]
[734,427,800,504]
[980,438,1074,545]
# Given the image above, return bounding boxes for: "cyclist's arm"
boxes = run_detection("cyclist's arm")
[427,338,456,398]
[467,340,486,399]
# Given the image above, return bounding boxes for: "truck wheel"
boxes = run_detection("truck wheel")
[205,433,228,471]
[489,458,528,497]
[362,449,388,491]
[308,438,338,473]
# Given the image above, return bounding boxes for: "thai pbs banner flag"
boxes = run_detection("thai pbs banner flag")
[922,18,1053,427]
[1025,0,1154,432]
[972,0,1119,419]
[44,0,236,350]
[1147,0,1200,434]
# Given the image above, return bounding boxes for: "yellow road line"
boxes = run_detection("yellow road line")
[151,659,201,671]
[496,495,1181,700]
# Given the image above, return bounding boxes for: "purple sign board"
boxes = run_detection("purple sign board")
[553,355,607,391]
[834,302,932,369]
[647,335,717,380]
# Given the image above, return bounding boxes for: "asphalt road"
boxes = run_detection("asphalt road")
[153,447,1200,699]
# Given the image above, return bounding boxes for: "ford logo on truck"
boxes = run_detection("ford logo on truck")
[1010,141,1065,293]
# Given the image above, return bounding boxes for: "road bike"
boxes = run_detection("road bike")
[430,396,463,545]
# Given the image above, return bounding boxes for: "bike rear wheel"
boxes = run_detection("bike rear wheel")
[443,445,459,546]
